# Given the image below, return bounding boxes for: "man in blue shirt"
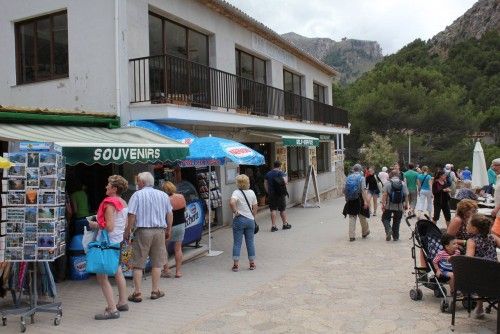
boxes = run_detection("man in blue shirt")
[461,167,472,181]
[264,160,291,232]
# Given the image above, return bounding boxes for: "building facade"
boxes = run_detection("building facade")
[0,0,349,225]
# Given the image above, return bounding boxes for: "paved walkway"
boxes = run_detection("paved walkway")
[1,197,497,333]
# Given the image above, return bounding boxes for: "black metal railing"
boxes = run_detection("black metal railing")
[129,54,348,127]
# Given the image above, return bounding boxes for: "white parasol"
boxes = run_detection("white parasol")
[471,141,489,188]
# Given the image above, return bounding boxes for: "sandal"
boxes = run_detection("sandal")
[175,273,183,278]
[95,309,120,320]
[161,270,172,278]
[127,292,142,303]
[232,264,239,272]
[150,290,165,300]
[249,263,256,270]
[116,303,129,312]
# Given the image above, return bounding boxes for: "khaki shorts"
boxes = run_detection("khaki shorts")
[131,228,167,269]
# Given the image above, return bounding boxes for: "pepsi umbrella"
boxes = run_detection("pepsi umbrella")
[128,120,197,145]
[180,136,265,256]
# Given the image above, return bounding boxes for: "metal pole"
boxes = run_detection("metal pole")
[408,133,411,164]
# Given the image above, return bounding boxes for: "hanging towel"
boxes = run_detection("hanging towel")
[96,197,125,229]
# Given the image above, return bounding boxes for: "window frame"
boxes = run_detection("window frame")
[283,69,302,96]
[235,49,267,84]
[15,10,68,85]
[286,146,307,180]
[316,142,329,173]
[313,82,326,103]
[148,12,209,66]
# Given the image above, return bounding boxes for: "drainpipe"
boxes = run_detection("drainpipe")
[114,0,121,119]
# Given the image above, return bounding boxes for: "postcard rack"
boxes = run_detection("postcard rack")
[1,142,65,332]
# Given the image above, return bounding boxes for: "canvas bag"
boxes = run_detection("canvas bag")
[86,230,121,275]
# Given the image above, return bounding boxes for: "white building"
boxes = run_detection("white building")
[0,0,349,226]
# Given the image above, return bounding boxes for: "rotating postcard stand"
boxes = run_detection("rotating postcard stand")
[1,142,65,332]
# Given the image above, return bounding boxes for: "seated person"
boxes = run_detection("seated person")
[455,180,478,200]
[432,233,460,295]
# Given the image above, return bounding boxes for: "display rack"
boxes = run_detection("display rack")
[196,168,222,210]
[1,142,64,332]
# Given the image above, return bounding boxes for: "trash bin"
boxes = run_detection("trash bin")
[68,234,89,280]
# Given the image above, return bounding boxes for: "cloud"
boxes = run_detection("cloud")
[226,0,477,54]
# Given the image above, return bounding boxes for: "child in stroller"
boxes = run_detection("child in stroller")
[432,233,460,296]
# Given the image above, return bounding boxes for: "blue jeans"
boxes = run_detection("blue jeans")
[232,215,256,261]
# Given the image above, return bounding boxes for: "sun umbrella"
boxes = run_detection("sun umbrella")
[0,156,13,169]
[472,141,489,188]
[180,136,265,256]
[127,120,197,144]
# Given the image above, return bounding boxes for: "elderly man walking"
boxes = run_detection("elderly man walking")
[342,164,370,242]
[125,172,173,302]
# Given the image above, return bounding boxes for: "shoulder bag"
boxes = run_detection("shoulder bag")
[240,189,259,234]
[86,229,121,275]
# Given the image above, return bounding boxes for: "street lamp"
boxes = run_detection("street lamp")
[407,129,414,164]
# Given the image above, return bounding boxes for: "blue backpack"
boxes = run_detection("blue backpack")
[345,173,362,200]
[389,179,405,204]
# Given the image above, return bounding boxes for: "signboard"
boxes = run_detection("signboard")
[283,137,319,147]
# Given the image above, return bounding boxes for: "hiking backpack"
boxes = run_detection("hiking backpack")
[389,179,405,204]
[345,173,362,200]
[445,171,454,188]
[272,175,289,197]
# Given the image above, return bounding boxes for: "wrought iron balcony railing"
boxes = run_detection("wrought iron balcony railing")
[129,54,348,127]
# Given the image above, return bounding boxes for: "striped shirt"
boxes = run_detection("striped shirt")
[128,186,172,228]
[433,249,460,273]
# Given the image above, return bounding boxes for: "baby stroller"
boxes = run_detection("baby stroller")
[406,215,475,312]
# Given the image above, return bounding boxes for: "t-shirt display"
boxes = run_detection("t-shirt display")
[1,147,66,262]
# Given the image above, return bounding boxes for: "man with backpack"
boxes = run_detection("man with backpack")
[403,163,419,216]
[264,160,291,232]
[381,170,409,241]
[342,164,370,242]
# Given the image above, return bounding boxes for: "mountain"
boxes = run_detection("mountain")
[429,0,500,56]
[281,32,383,85]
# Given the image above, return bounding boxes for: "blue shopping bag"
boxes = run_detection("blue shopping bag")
[86,230,121,275]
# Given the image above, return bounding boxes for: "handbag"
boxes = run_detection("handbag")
[240,189,259,234]
[86,229,121,275]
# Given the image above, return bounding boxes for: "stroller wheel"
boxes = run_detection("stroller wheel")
[440,299,449,313]
[410,288,423,301]
[434,287,447,298]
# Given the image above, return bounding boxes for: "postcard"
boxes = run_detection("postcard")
[2,192,26,206]
[39,152,57,164]
[3,208,25,221]
[58,180,66,192]
[40,178,56,190]
[39,192,56,205]
[6,179,25,191]
[6,235,24,248]
[37,249,52,261]
[5,248,23,261]
[26,168,39,187]
[8,153,27,164]
[57,206,66,219]
[27,153,39,168]
[25,207,37,224]
[38,221,55,233]
[37,235,55,248]
[25,189,38,205]
[23,244,36,261]
[39,164,57,178]
[5,165,26,178]
[38,207,56,220]
[6,222,24,234]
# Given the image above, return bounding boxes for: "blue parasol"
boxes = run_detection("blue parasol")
[128,120,197,144]
[180,136,265,167]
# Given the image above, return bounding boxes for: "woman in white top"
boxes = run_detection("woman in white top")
[89,175,129,320]
[229,174,258,272]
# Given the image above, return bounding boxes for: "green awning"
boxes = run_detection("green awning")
[0,124,188,165]
[249,131,319,147]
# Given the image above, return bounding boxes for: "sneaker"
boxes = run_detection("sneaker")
[393,238,399,241]
[349,238,355,242]
[386,233,391,241]
[362,231,370,238]
[282,223,292,230]
[95,310,120,320]
[270,226,278,232]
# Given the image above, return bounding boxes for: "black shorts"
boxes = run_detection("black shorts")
[269,195,286,212]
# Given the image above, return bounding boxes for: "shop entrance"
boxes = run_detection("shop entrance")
[241,142,272,206]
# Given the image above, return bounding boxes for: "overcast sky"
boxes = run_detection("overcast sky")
[226,0,477,55]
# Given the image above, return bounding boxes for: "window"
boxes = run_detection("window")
[15,11,68,84]
[313,83,326,103]
[148,13,208,65]
[287,147,306,180]
[283,70,301,95]
[316,142,329,173]
[235,49,266,84]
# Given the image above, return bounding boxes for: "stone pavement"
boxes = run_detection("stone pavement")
[1,197,497,333]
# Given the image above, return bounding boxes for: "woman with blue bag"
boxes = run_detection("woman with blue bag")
[87,175,129,320]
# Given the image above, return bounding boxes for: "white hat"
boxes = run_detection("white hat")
[445,164,452,170]
[382,167,388,172]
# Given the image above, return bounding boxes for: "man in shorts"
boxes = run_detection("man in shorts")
[264,160,291,232]
[124,172,173,302]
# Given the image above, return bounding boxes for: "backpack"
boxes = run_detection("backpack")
[389,179,405,204]
[272,175,288,197]
[345,173,362,200]
[445,171,454,188]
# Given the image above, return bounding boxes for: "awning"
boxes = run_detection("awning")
[0,124,189,165]
[249,131,319,147]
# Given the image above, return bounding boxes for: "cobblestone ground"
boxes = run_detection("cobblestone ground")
[1,197,497,333]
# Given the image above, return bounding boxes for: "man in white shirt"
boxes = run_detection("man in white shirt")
[378,166,389,185]
[125,172,173,302]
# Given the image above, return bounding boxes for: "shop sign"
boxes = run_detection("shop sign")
[185,200,205,229]
[283,138,319,147]
[225,146,253,158]
[62,146,188,165]
[318,134,332,141]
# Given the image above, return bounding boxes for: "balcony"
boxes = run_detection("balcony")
[129,54,348,128]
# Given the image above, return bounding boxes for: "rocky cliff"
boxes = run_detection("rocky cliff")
[429,0,500,56]
[281,32,383,85]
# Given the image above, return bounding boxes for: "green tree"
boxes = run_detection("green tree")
[360,132,398,169]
